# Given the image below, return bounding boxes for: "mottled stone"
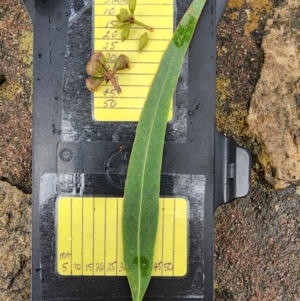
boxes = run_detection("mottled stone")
[215,0,300,300]
[0,0,33,193]
[247,0,300,189]
[215,184,300,301]
[216,0,269,145]
[0,181,31,301]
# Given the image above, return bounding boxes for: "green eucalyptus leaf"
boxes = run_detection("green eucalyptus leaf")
[122,0,208,301]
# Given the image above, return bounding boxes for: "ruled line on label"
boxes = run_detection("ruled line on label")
[57,197,188,277]
[93,0,174,122]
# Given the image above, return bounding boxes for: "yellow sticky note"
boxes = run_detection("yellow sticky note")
[57,197,188,277]
[93,0,174,121]
[82,198,94,275]
[56,197,72,275]
[71,198,83,276]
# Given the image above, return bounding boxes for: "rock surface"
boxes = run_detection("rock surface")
[247,0,300,189]
[214,0,300,300]
[1,0,300,300]
[0,181,31,301]
[215,0,276,187]
[0,0,33,193]
[215,184,300,301]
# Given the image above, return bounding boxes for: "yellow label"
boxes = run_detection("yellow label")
[93,0,174,121]
[57,197,188,277]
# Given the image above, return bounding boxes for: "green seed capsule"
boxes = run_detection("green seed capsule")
[129,0,136,16]
[138,32,148,52]
[86,60,106,76]
[86,77,103,92]
[116,8,130,23]
[90,51,107,66]
[121,24,131,42]
[114,21,130,29]
[113,54,130,72]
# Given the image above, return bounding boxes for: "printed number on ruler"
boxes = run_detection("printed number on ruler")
[57,197,188,277]
[93,0,174,121]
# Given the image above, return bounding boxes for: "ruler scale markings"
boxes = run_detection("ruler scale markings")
[94,98,173,109]
[94,38,171,41]
[117,197,120,276]
[162,198,165,277]
[94,16,173,26]
[71,198,83,275]
[94,108,172,122]
[95,27,173,32]
[95,0,173,4]
[94,4,173,15]
[116,198,118,276]
[57,198,72,275]
[71,199,75,273]
[93,197,95,275]
[94,85,153,98]
[93,0,173,122]
[95,48,164,52]
[94,198,105,275]
[106,198,118,275]
[92,50,166,53]
[95,15,173,17]
[57,197,187,276]
[152,198,163,276]
[82,197,84,276]
[95,3,173,5]
[108,26,174,28]
[117,198,126,275]
[71,198,73,275]
[93,74,160,84]
[173,198,175,277]
[174,199,188,276]
[104,198,107,276]
[81,197,83,276]
[163,199,174,276]
[104,198,106,276]
[94,62,162,71]
[95,84,152,86]
[94,104,175,107]
[83,198,94,275]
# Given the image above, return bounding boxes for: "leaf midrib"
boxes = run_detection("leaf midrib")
[136,53,174,301]
[136,31,191,301]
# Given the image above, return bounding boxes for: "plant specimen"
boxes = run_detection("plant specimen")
[122,0,208,300]
[138,32,148,53]
[115,0,152,51]
[85,51,130,93]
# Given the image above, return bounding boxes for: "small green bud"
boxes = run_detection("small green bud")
[116,8,130,23]
[86,77,103,92]
[138,32,148,52]
[86,60,107,76]
[121,24,131,42]
[114,21,130,29]
[129,0,136,16]
[113,54,130,72]
[90,51,107,66]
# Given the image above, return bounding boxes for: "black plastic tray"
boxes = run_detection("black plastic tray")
[22,0,251,300]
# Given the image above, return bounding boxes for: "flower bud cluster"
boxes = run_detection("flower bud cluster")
[115,0,152,52]
[86,51,130,93]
